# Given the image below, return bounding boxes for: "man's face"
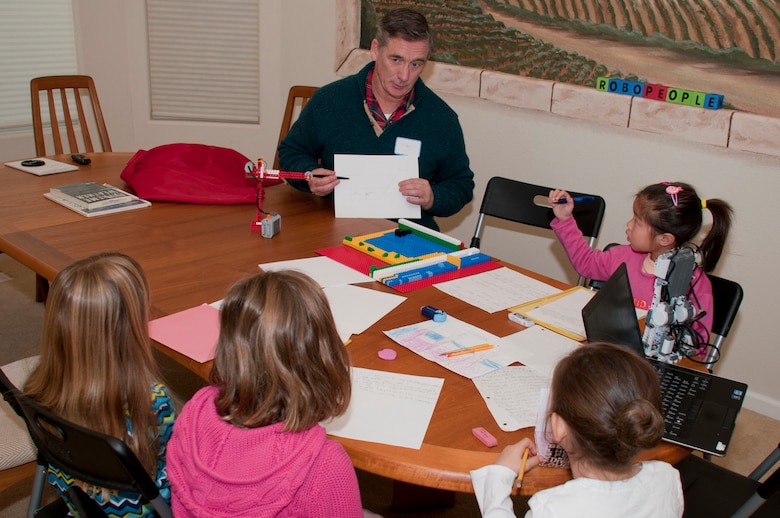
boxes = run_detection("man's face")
[370,36,429,106]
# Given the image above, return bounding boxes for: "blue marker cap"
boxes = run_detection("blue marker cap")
[421,305,446,322]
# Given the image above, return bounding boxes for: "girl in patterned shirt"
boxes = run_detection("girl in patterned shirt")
[24,252,175,517]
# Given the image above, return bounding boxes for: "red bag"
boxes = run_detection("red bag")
[120,143,281,204]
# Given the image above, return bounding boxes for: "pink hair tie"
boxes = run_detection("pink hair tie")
[665,184,683,206]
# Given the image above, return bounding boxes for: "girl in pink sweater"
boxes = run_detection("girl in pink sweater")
[550,181,732,345]
[167,270,365,517]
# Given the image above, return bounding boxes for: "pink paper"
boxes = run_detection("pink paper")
[149,303,220,363]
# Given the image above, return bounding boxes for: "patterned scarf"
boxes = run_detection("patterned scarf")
[365,67,415,130]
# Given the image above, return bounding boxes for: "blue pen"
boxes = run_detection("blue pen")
[556,196,595,204]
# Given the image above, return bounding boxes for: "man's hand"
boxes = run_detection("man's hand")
[307,168,340,196]
[399,178,434,210]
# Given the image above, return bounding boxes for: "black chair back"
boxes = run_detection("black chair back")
[705,274,744,372]
[470,177,605,249]
[1,368,172,518]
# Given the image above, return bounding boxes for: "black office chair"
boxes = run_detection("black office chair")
[675,443,780,517]
[585,242,621,290]
[704,275,744,373]
[470,177,606,285]
[0,368,172,518]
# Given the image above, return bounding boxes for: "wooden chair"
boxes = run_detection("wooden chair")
[30,75,112,156]
[273,85,317,170]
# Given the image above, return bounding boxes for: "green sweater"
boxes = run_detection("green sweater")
[278,62,475,231]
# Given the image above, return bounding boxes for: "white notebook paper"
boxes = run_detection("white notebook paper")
[5,158,79,176]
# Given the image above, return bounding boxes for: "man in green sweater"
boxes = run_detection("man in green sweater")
[278,7,475,231]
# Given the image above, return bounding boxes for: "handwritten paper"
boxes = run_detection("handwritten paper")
[434,267,561,313]
[384,316,503,379]
[472,366,551,431]
[323,367,443,449]
[524,287,595,340]
[333,154,421,220]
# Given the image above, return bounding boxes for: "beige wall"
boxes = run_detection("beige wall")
[2,0,778,419]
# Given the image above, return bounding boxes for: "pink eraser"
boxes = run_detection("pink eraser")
[472,426,498,447]
[378,348,397,360]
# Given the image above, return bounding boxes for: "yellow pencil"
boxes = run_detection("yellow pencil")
[440,343,495,358]
[517,447,529,485]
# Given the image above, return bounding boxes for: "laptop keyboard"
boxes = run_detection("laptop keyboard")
[655,364,710,439]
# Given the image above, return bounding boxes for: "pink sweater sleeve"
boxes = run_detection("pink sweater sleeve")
[551,216,618,281]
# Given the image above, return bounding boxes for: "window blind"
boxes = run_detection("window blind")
[146,0,260,124]
[0,0,77,132]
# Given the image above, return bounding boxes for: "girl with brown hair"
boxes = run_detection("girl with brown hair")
[471,342,683,517]
[167,270,364,517]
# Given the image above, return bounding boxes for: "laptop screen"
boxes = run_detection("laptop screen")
[581,263,644,355]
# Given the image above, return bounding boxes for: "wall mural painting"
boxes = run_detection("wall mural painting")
[361,0,780,118]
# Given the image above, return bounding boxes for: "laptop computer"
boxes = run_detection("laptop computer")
[581,263,747,456]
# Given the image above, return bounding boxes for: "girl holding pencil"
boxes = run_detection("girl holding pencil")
[470,342,683,517]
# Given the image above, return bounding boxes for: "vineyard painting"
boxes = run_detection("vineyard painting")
[361,0,780,117]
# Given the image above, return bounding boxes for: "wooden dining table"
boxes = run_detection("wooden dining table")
[0,152,690,496]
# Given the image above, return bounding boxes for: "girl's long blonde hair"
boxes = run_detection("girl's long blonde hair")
[24,252,160,474]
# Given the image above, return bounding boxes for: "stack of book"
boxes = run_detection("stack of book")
[44,181,151,217]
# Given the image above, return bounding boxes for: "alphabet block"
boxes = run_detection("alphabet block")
[666,88,685,104]
[643,83,668,101]
[597,78,723,110]
[704,94,724,110]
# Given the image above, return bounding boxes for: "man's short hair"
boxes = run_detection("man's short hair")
[376,7,434,56]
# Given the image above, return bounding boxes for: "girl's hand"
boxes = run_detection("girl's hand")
[494,437,539,476]
[549,189,573,221]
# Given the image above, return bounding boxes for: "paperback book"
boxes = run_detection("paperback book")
[44,182,151,217]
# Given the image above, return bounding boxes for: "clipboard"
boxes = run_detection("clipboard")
[507,286,595,341]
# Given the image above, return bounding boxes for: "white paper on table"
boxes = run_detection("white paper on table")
[383,316,503,379]
[259,256,373,287]
[323,367,443,449]
[210,285,404,344]
[492,326,581,378]
[323,284,406,341]
[5,158,79,176]
[472,366,551,431]
[434,267,562,314]
[525,287,596,339]
[333,154,421,220]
